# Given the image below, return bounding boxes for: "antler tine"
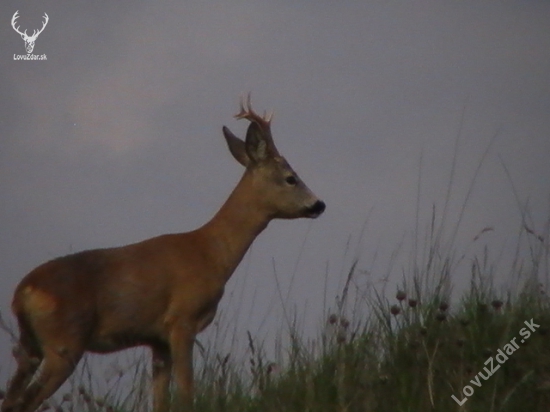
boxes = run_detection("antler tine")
[265,109,274,123]
[245,92,252,115]
[11,11,26,36]
[234,93,272,129]
[11,10,19,25]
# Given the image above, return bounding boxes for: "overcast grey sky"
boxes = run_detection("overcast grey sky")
[1,0,550,388]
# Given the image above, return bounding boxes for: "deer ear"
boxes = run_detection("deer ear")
[244,122,268,163]
[222,126,250,167]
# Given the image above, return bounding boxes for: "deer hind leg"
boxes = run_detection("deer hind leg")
[1,316,43,412]
[1,349,41,412]
[15,345,83,412]
[4,293,87,412]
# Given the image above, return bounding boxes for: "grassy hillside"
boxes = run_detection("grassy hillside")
[190,251,550,411]
[2,216,549,412]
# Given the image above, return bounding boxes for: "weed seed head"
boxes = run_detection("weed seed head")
[390,305,401,316]
[340,318,350,329]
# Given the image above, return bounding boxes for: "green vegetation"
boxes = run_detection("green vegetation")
[3,214,547,412]
[189,222,550,412]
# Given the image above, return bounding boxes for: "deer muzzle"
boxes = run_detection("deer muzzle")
[305,200,326,218]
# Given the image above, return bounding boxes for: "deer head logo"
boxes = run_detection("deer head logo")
[11,11,49,54]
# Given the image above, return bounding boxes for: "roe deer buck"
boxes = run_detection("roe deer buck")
[1,95,325,412]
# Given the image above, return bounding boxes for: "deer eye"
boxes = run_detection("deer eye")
[285,175,298,186]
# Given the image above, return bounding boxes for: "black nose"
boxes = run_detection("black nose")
[308,200,326,216]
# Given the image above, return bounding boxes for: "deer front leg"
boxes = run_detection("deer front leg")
[152,344,172,412]
[169,326,195,412]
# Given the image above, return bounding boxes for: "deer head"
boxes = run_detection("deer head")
[222,94,326,219]
[11,11,49,54]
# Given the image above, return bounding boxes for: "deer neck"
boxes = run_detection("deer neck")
[196,171,270,284]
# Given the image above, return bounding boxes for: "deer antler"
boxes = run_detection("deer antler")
[31,13,49,40]
[234,93,278,155]
[11,11,49,40]
[234,93,274,130]
[11,11,27,37]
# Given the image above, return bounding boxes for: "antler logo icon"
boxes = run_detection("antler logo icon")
[11,11,49,54]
